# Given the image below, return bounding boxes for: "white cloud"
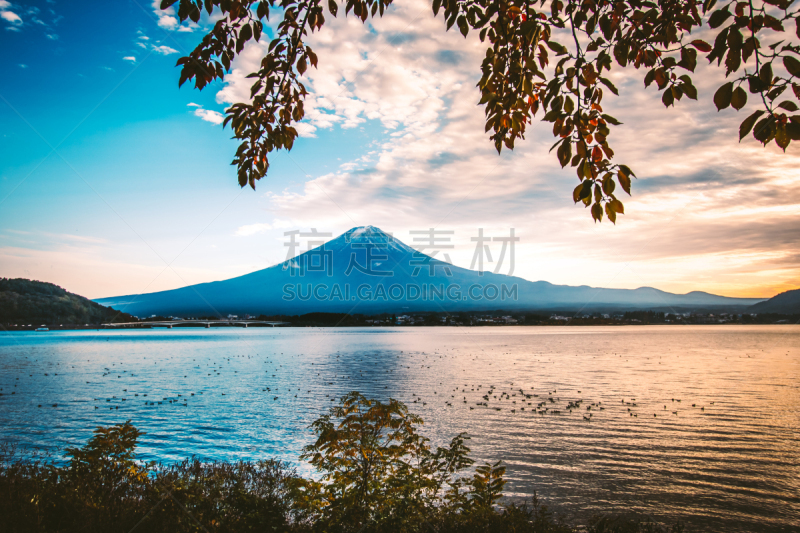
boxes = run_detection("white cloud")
[152,0,177,29]
[1,9,22,25]
[205,0,799,298]
[188,101,225,124]
[81,0,793,298]
[271,219,293,229]
[18,63,26,68]
[0,1,11,8]
[123,56,136,63]
[235,223,273,236]
[193,107,224,125]
[152,44,178,55]
[45,32,57,39]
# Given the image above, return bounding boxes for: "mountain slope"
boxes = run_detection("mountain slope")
[94,226,766,317]
[748,289,800,314]
[0,278,135,324]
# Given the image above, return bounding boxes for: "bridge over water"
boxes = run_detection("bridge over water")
[102,320,291,328]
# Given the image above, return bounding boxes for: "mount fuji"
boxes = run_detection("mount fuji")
[94,226,766,317]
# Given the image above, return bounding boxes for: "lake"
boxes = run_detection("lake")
[0,325,797,531]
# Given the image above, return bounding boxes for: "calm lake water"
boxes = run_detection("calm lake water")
[0,325,798,531]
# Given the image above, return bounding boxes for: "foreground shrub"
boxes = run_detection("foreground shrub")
[146,458,300,532]
[0,392,685,533]
[0,423,152,532]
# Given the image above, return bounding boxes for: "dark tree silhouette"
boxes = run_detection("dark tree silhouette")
[0,278,135,325]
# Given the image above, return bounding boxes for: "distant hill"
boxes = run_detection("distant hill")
[0,278,135,325]
[748,289,800,314]
[94,226,767,317]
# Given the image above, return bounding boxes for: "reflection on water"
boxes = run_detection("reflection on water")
[0,325,798,531]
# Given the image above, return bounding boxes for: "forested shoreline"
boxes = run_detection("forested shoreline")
[0,279,134,325]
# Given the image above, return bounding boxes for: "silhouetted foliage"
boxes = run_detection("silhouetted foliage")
[165,0,799,223]
[0,426,298,533]
[1,394,686,532]
[296,392,513,531]
[0,278,135,325]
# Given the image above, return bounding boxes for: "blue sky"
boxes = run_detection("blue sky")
[1,0,798,300]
